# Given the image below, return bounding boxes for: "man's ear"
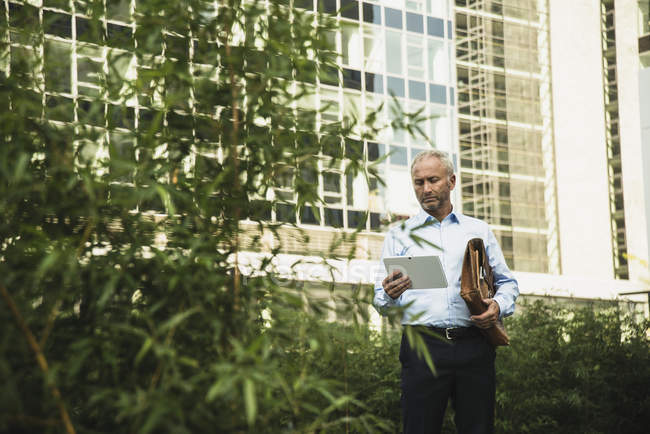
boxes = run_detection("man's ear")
[448,173,456,190]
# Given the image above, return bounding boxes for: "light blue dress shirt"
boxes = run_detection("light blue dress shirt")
[373,208,519,327]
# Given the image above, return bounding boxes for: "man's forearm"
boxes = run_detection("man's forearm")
[493,281,518,318]
[373,287,397,315]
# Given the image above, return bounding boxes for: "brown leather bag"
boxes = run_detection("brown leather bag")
[460,238,510,346]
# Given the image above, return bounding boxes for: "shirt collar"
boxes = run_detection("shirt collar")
[418,207,461,225]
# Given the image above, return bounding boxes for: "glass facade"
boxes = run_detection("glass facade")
[601,0,629,279]
[2,0,456,256]
[290,0,456,230]
[454,0,559,273]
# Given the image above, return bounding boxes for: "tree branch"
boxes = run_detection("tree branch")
[0,283,76,434]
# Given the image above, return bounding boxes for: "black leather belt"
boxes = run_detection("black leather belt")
[428,326,482,340]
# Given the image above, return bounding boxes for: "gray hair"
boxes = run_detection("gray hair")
[410,149,455,177]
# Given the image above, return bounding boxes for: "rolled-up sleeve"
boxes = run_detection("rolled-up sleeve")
[373,230,398,315]
[486,228,519,318]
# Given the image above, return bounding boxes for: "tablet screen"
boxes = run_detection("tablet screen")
[383,255,448,289]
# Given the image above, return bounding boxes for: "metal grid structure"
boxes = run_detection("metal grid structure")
[1,0,456,260]
[455,0,559,273]
[600,0,629,279]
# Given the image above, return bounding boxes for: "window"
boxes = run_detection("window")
[348,210,367,229]
[277,203,296,223]
[362,2,381,24]
[342,91,362,134]
[408,80,426,101]
[10,45,38,84]
[300,206,319,225]
[320,88,340,124]
[365,93,384,133]
[295,0,314,10]
[77,56,103,86]
[385,8,403,29]
[45,94,74,123]
[390,145,408,166]
[9,2,39,30]
[44,40,71,93]
[320,64,339,87]
[323,171,342,193]
[427,38,447,83]
[427,16,445,38]
[325,208,344,227]
[106,22,133,49]
[43,10,72,39]
[342,22,362,68]
[107,0,131,22]
[408,100,428,146]
[387,76,405,97]
[429,105,449,148]
[323,171,343,204]
[318,0,337,14]
[78,99,105,127]
[343,68,362,90]
[406,0,424,13]
[427,0,446,17]
[109,131,135,182]
[430,83,446,104]
[370,212,381,230]
[340,0,359,20]
[386,98,406,143]
[76,16,105,45]
[406,13,424,33]
[407,34,424,79]
[385,30,403,75]
[363,24,384,72]
[367,142,385,161]
[322,134,342,158]
[365,72,383,93]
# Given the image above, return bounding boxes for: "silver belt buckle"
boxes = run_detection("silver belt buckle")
[445,327,457,340]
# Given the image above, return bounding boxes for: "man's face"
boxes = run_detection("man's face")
[412,156,456,215]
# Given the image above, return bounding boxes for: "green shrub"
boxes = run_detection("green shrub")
[496,301,650,434]
[286,300,649,434]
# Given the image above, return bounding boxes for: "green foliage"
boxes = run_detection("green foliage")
[278,316,402,432]
[496,301,650,434]
[3,2,647,433]
[277,301,650,434]
[0,1,402,432]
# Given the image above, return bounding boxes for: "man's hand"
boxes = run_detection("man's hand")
[470,298,500,329]
[382,271,412,300]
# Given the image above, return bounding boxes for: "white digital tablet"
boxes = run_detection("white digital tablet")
[382,255,448,289]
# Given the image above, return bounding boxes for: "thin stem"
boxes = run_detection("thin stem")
[148,303,184,392]
[224,5,242,313]
[0,283,76,434]
[39,299,62,348]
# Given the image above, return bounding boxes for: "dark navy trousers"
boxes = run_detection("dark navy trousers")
[399,330,496,434]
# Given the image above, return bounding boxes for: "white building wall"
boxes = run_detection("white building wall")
[615,0,650,282]
[639,66,650,274]
[548,0,614,278]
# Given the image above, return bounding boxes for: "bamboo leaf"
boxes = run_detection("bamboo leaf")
[243,377,257,426]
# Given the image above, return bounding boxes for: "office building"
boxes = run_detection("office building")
[2,0,647,310]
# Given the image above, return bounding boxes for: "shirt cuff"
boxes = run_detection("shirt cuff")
[373,287,397,313]
[492,293,513,319]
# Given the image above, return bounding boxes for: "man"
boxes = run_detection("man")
[373,150,518,434]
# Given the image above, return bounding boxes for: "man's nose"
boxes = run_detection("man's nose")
[423,181,434,192]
